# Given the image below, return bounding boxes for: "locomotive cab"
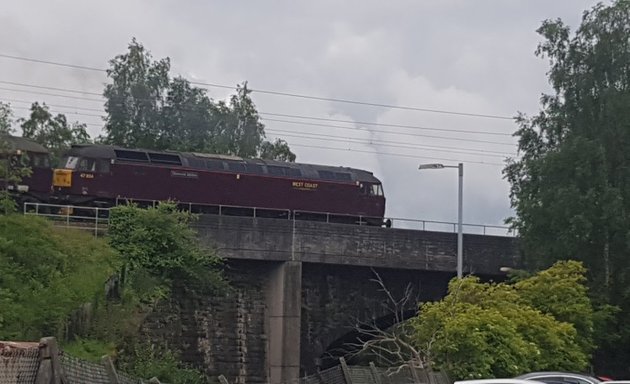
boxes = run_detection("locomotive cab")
[52,146,113,205]
[359,182,384,197]
[54,155,111,185]
[54,156,90,187]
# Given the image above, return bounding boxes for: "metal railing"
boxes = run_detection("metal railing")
[23,202,109,236]
[22,201,516,237]
[291,209,515,236]
[384,216,516,236]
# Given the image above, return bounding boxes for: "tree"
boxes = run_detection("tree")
[260,138,297,162]
[0,102,11,135]
[0,102,15,213]
[410,262,594,380]
[107,202,224,292]
[101,202,224,382]
[503,1,630,373]
[103,38,170,149]
[0,103,30,214]
[20,102,90,165]
[160,77,215,152]
[103,39,296,161]
[515,261,594,353]
[340,270,425,373]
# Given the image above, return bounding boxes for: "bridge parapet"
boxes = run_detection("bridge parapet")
[194,215,521,275]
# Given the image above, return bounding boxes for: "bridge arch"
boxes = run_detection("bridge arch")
[299,263,452,375]
[317,309,419,370]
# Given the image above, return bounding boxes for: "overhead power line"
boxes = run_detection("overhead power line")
[9,105,104,120]
[266,129,513,158]
[0,80,102,96]
[7,101,513,158]
[0,81,515,137]
[0,87,103,102]
[261,118,516,147]
[266,127,514,156]
[0,52,516,120]
[288,144,505,167]
[260,112,512,136]
[0,53,105,72]
[3,98,104,112]
[5,93,516,147]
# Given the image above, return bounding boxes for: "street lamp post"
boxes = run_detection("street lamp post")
[418,162,464,278]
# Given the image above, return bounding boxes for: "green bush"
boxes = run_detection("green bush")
[412,261,594,379]
[0,215,120,340]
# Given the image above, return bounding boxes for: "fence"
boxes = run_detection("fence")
[23,202,109,236]
[0,337,149,384]
[23,201,515,237]
[297,358,450,384]
[2,338,450,384]
[216,357,451,384]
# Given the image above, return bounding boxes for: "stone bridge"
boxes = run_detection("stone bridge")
[141,215,520,384]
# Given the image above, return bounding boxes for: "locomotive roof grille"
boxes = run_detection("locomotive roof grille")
[114,149,149,162]
[148,152,182,165]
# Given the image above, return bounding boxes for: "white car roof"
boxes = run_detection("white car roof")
[456,380,547,384]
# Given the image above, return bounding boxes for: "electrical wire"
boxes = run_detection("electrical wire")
[0,86,519,147]
[8,103,512,157]
[265,129,514,157]
[0,87,103,102]
[259,111,512,136]
[261,118,516,147]
[3,97,104,112]
[0,52,515,120]
[4,100,518,167]
[0,80,102,96]
[0,80,514,136]
[0,84,514,137]
[287,143,505,166]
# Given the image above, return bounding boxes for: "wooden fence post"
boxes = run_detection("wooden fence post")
[410,365,421,384]
[102,355,120,384]
[369,362,382,384]
[36,337,64,384]
[339,357,353,384]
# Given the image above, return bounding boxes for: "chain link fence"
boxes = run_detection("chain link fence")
[0,342,40,384]
[0,338,149,384]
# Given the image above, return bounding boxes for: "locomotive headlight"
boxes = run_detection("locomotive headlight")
[53,169,73,188]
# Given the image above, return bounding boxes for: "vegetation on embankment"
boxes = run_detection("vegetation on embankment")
[0,203,224,383]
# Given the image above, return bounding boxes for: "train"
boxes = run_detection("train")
[4,136,388,225]
[1,135,52,205]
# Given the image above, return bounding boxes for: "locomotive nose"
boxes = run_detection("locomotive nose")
[53,169,73,188]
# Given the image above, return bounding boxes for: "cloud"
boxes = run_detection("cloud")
[0,0,603,228]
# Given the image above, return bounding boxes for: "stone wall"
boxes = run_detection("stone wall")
[141,260,271,384]
[142,260,464,382]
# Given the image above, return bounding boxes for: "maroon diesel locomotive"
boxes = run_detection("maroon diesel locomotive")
[52,144,386,224]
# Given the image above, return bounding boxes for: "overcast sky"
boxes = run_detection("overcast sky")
[0,0,604,233]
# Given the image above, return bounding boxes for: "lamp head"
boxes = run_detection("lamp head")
[418,163,445,170]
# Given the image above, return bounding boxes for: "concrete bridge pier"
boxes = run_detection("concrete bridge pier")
[266,261,302,384]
